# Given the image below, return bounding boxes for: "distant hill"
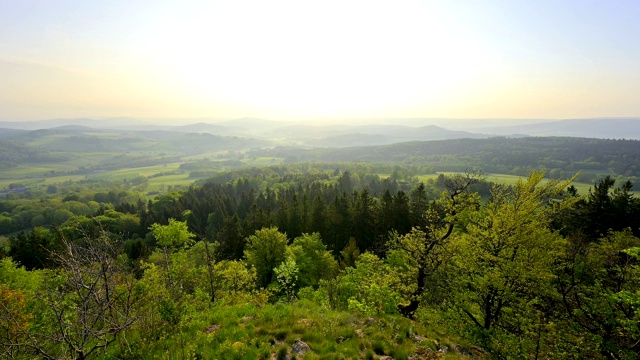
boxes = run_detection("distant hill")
[0,128,28,139]
[270,124,352,138]
[260,136,640,179]
[300,125,489,147]
[407,125,488,140]
[165,132,270,154]
[174,122,230,134]
[479,118,640,139]
[305,133,392,147]
[269,124,488,147]
[216,117,287,133]
[3,118,639,145]
[3,127,272,153]
[49,125,101,132]
[0,118,152,130]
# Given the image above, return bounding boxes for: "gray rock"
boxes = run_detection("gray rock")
[452,344,470,355]
[471,345,487,355]
[204,324,220,333]
[291,339,311,357]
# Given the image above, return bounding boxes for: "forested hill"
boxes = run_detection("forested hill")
[0,141,65,169]
[264,137,640,178]
[2,167,640,358]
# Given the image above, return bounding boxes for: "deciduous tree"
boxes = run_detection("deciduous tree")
[244,227,288,288]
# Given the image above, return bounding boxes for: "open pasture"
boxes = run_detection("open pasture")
[415,172,599,195]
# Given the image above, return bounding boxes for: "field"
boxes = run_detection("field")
[0,153,289,196]
[0,161,615,198]
[415,172,598,195]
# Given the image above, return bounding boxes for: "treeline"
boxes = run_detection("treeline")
[260,137,640,181]
[0,183,146,236]
[0,163,441,237]
[3,168,478,264]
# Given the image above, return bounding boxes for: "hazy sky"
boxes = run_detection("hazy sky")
[1,0,639,122]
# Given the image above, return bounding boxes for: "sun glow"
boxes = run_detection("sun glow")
[2,0,639,120]
[132,0,501,119]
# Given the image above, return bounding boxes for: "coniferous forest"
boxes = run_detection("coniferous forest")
[2,158,640,359]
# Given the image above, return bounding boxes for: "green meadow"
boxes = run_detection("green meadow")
[415,172,597,195]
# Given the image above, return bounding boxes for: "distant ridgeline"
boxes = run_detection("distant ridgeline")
[260,137,640,181]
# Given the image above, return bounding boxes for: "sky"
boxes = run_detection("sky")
[1,0,640,122]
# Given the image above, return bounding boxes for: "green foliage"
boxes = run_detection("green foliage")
[123,237,150,261]
[454,172,570,326]
[135,261,170,339]
[159,297,183,326]
[612,260,640,344]
[0,236,8,258]
[94,209,141,236]
[244,227,288,288]
[0,215,17,234]
[148,219,197,293]
[149,218,195,249]
[385,248,419,300]
[3,235,143,359]
[339,237,360,269]
[288,232,338,288]
[9,226,58,269]
[214,260,257,296]
[442,172,572,355]
[319,253,403,316]
[274,256,298,301]
[0,257,44,294]
[166,248,207,294]
[554,229,640,357]
[4,153,640,359]
[553,176,640,242]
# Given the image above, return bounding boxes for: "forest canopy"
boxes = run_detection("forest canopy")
[1,164,640,358]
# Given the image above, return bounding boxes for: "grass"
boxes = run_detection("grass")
[0,152,281,194]
[104,298,473,360]
[244,157,284,167]
[146,174,195,192]
[414,172,599,195]
[90,163,182,181]
[0,160,197,193]
[181,151,230,161]
[0,152,166,181]
[0,165,73,178]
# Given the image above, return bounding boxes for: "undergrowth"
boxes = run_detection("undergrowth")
[106,298,472,359]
